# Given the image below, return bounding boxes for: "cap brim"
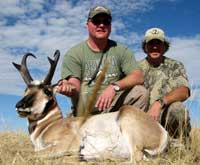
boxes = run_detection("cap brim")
[89,12,111,19]
[145,37,165,43]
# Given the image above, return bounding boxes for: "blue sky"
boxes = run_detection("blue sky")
[0,0,200,131]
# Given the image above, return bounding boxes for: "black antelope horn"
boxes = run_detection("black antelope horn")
[43,50,60,85]
[12,53,36,85]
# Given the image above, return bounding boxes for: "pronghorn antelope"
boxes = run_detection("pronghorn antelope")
[13,50,168,162]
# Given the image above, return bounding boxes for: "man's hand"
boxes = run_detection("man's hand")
[147,101,162,121]
[56,79,76,97]
[95,85,116,111]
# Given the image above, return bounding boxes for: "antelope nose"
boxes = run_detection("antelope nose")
[16,100,25,109]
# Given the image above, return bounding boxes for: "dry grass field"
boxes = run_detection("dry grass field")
[0,128,200,165]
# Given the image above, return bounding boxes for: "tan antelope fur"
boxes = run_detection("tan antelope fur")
[13,50,168,162]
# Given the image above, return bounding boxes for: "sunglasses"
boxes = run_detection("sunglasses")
[90,18,111,26]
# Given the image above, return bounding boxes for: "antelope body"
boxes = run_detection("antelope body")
[13,50,168,162]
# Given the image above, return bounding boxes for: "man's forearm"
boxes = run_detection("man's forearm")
[162,86,190,105]
[114,70,144,90]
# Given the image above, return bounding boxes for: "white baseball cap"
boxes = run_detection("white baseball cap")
[144,27,167,43]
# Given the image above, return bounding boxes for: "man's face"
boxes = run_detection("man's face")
[145,39,165,59]
[87,14,111,40]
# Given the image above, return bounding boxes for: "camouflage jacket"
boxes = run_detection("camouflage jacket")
[138,56,190,105]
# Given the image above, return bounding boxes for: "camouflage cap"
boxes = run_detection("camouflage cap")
[88,6,112,19]
[144,28,168,43]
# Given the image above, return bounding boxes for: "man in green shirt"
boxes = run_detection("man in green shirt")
[139,27,191,139]
[57,5,148,116]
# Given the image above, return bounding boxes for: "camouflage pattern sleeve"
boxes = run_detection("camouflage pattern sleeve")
[168,61,190,90]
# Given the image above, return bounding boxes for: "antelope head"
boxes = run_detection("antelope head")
[13,50,60,121]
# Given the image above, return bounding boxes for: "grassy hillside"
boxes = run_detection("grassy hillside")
[0,128,200,165]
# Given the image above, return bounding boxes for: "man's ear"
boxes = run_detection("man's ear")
[53,85,58,94]
[86,22,89,30]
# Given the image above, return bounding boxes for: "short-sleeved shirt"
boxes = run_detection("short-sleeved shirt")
[61,39,139,97]
[138,56,190,105]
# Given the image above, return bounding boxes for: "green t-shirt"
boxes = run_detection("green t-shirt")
[61,39,139,97]
[138,56,190,105]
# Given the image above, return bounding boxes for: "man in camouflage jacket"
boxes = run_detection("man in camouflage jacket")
[139,28,191,139]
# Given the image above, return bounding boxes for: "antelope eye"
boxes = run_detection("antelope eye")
[43,88,52,96]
